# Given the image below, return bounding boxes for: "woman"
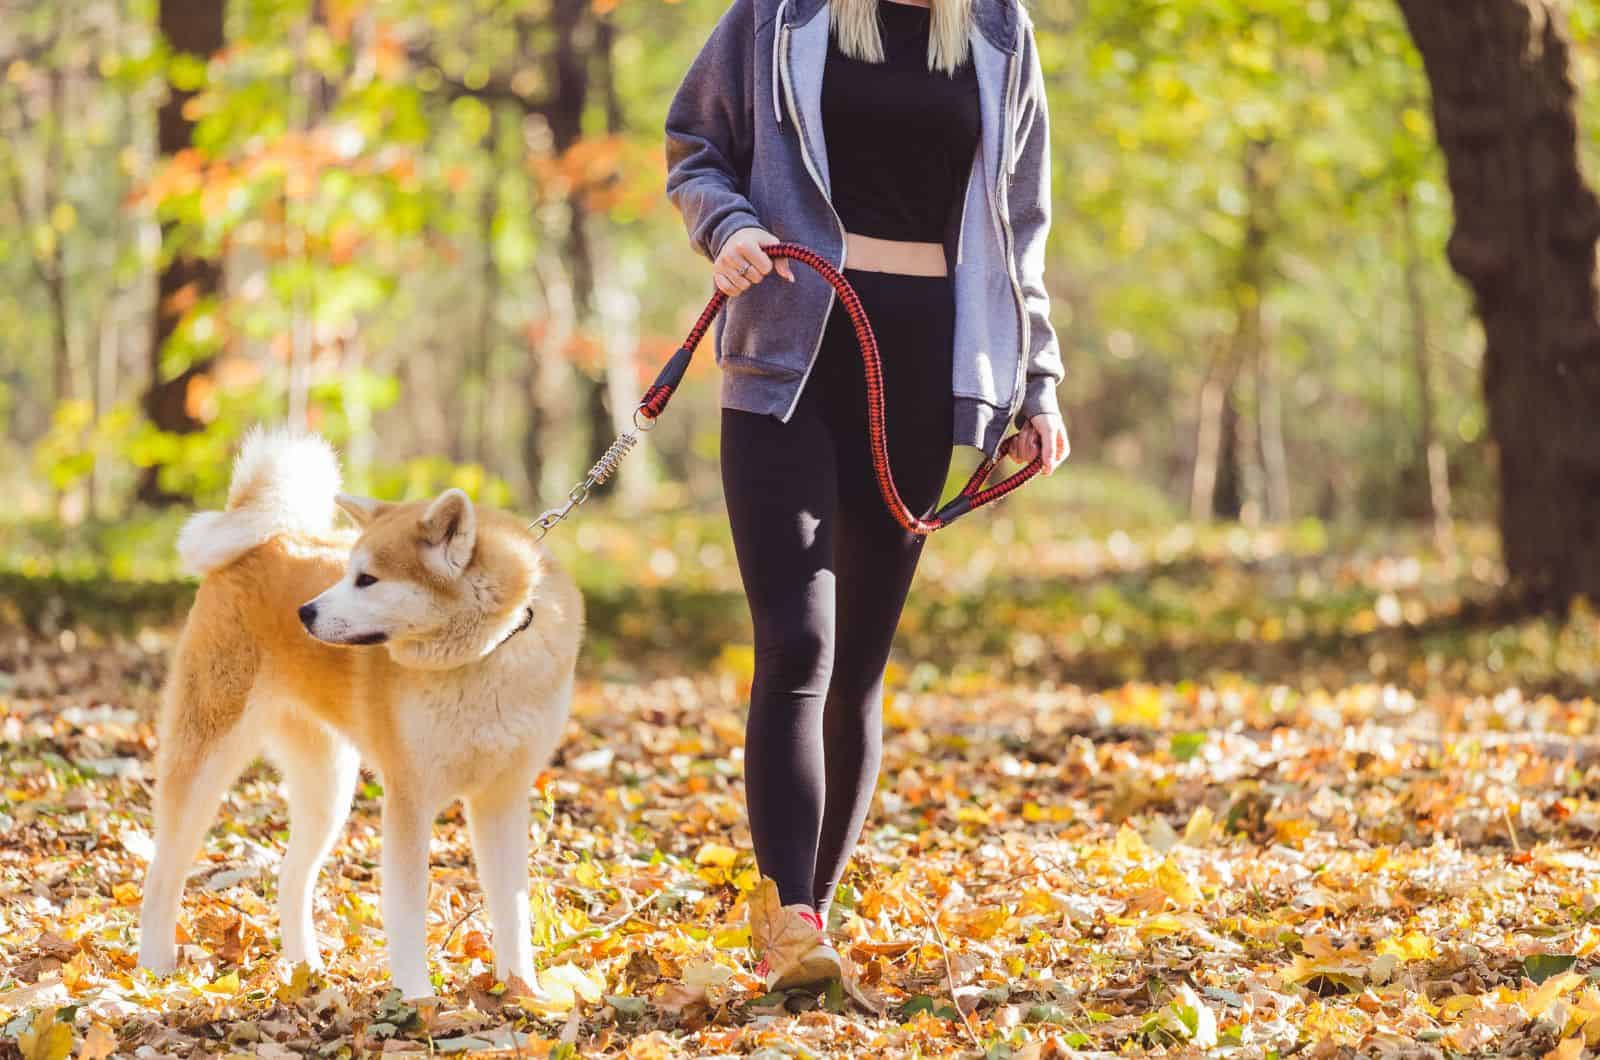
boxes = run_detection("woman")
[665,0,1067,989]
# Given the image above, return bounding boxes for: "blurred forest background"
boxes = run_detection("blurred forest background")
[10,4,1600,1054]
[0,0,1597,605]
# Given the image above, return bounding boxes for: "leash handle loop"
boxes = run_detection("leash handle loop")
[639,242,1043,535]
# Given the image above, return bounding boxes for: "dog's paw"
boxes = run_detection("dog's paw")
[280,948,326,971]
[394,978,436,1001]
[137,949,178,976]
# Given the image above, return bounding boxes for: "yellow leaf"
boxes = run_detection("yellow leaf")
[1281,954,1367,991]
[955,805,991,826]
[1155,857,1201,907]
[1377,931,1437,963]
[1274,818,1315,845]
[1019,887,1058,916]
[1183,805,1215,845]
[748,877,818,971]
[1369,953,1400,985]
[713,924,751,950]
[522,977,576,1014]
[277,962,313,1003]
[61,951,93,993]
[1528,972,1584,1019]
[1114,823,1150,862]
[542,962,604,1004]
[1107,912,1187,938]
[694,843,739,868]
[50,201,76,234]
[1546,1036,1584,1060]
[1112,684,1165,727]
[201,970,240,996]
[1022,801,1071,823]
[956,906,1008,941]
[18,1010,73,1060]
[79,1023,116,1060]
[111,881,142,906]
[715,645,755,697]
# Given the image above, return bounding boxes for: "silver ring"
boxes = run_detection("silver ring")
[737,263,753,276]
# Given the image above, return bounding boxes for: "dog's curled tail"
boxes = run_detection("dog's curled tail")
[177,427,343,577]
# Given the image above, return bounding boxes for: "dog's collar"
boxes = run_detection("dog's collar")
[490,605,535,654]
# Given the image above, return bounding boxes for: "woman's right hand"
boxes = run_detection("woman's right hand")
[714,227,796,297]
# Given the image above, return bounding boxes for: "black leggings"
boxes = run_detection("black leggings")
[721,269,954,913]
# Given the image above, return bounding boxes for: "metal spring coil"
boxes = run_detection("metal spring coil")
[586,430,638,487]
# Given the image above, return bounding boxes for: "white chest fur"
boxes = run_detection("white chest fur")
[381,636,574,810]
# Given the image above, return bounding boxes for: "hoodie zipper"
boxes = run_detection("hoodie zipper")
[772,0,787,123]
[993,46,1029,433]
[776,10,848,424]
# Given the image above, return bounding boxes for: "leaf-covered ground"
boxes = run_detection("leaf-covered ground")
[5,527,1600,1057]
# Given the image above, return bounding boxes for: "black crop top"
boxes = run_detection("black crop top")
[819,1,981,244]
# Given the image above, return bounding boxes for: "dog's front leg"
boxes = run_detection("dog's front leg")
[466,760,538,988]
[380,790,435,999]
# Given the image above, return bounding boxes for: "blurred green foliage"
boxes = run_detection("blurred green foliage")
[0,0,1596,571]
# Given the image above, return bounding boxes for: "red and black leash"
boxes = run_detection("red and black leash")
[532,243,1042,539]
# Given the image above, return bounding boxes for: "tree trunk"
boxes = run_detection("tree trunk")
[524,252,578,502]
[45,61,72,412]
[1397,0,1600,606]
[140,0,225,503]
[548,0,618,482]
[1398,186,1454,552]
[1255,311,1291,524]
[470,132,501,467]
[286,0,331,430]
[1190,140,1274,522]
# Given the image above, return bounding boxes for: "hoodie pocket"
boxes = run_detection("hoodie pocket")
[714,276,811,380]
[951,262,1021,409]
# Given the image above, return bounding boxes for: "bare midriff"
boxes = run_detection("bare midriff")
[844,232,947,277]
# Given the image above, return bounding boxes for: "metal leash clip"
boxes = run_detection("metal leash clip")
[528,403,656,540]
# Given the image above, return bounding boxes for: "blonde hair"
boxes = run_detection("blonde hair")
[830,0,973,76]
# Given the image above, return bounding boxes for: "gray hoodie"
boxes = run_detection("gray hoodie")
[665,0,1063,456]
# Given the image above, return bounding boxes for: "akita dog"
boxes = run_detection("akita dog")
[137,429,583,998]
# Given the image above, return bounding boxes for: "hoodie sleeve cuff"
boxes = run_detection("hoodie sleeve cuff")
[1015,375,1063,428]
[709,211,766,261]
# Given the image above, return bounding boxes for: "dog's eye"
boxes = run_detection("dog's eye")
[354,572,378,588]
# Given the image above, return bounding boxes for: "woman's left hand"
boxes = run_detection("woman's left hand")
[1010,414,1070,475]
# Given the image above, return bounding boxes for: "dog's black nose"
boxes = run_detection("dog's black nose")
[298,603,318,629]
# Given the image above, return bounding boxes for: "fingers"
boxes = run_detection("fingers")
[1031,419,1070,475]
[1011,428,1039,465]
[1053,424,1071,470]
[714,246,754,295]
[735,241,774,280]
[717,265,752,296]
[1039,428,1061,476]
[713,228,797,296]
[714,244,764,298]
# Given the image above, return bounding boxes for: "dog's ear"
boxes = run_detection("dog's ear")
[336,493,392,528]
[420,488,476,580]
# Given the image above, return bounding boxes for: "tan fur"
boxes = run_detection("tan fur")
[139,436,583,999]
